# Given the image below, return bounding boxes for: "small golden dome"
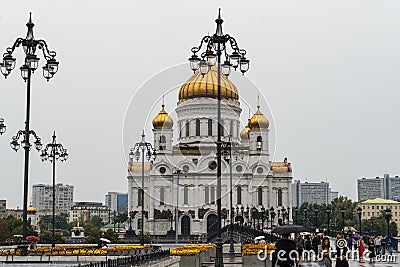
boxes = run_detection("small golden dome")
[179,66,239,102]
[27,203,37,214]
[240,119,250,140]
[152,104,173,129]
[249,105,269,129]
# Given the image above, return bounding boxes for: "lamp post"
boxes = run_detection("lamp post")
[261,206,266,231]
[188,9,249,267]
[40,131,68,248]
[113,210,117,233]
[326,207,331,237]
[281,208,287,226]
[340,207,346,234]
[173,169,181,244]
[270,207,276,228]
[1,13,59,253]
[222,135,243,256]
[129,130,156,245]
[385,208,392,237]
[128,211,134,231]
[303,208,308,226]
[294,207,298,225]
[314,208,319,230]
[356,207,362,235]
[0,118,6,135]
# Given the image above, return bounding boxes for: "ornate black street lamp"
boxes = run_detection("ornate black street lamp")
[260,206,266,231]
[129,211,134,231]
[188,9,249,266]
[293,207,299,225]
[0,118,6,135]
[172,168,181,244]
[303,208,308,226]
[222,135,243,256]
[356,207,362,235]
[340,207,346,234]
[270,207,276,228]
[326,207,331,236]
[281,208,287,226]
[129,130,156,245]
[385,208,392,237]
[1,13,58,253]
[40,131,68,248]
[314,208,319,229]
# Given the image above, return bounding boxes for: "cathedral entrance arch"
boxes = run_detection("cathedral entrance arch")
[206,214,218,234]
[181,216,191,236]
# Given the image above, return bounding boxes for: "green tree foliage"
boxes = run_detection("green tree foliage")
[39,214,69,231]
[90,216,104,228]
[0,219,11,242]
[39,230,65,244]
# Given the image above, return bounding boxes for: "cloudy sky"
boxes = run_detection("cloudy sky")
[1,1,399,208]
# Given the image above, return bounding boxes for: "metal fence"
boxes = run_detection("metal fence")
[73,249,170,267]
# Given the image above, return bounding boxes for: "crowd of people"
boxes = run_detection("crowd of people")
[268,232,397,267]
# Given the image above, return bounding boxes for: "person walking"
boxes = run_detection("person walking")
[368,237,376,263]
[335,238,349,267]
[318,237,332,267]
[358,235,365,262]
[374,236,381,255]
[294,233,305,264]
[272,233,297,267]
[381,236,386,255]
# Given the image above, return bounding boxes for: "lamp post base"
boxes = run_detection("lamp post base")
[17,241,29,256]
[215,238,224,267]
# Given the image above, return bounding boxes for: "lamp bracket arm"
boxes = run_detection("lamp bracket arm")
[4,38,24,56]
[190,35,212,54]
[37,40,56,60]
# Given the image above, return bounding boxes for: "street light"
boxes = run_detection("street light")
[129,130,156,245]
[385,208,392,237]
[340,207,346,234]
[293,207,299,225]
[173,168,181,244]
[303,208,308,226]
[0,118,6,135]
[356,207,362,235]
[270,207,276,228]
[112,210,117,233]
[1,13,59,253]
[222,135,243,256]
[326,207,331,236]
[314,208,319,230]
[40,131,68,248]
[188,9,249,267]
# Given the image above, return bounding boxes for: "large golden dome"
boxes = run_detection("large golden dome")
[152,104,173,129]
[249,105,269,129]
[179,66,239,102]
[240,119,250,140]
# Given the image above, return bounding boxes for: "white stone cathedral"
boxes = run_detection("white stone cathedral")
[127,67,293,238]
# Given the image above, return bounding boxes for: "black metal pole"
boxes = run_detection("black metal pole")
[52,144,56,247]
[341,213,345,234]
[387,217,390,237]
[228,141,234,256]
[22,68,31,243]
[141,133,145,245]
[327,212,330,236]
[215,39,224,267]
[358,214,362,236]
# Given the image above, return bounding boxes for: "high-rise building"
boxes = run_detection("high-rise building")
[0,200,6,219]
[32,183,74,213]
[105,192,128,213]
[357,174,400,201]
[292,180,339,207]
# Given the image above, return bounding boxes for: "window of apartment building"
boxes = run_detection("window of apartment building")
[396,212,398,216]
[372,212,375,216]
[367,212,370,216]
[363,212,365,216]
[372,206,374,209]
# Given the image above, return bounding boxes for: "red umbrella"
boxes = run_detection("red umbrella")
[26,236,39,242]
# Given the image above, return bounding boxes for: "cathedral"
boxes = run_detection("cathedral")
[127,66,293,238]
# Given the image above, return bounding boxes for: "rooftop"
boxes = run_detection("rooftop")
[361,198,400,204]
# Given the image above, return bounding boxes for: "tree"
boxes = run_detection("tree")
[39,230,65,244]
[85,227,102,244]
[0,219,11,242]
[90,216,104,228]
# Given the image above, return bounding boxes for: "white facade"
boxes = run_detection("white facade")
[69,202,111,224]
[127,71,293,237]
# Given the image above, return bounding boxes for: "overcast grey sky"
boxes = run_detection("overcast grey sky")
[1,1,399,208]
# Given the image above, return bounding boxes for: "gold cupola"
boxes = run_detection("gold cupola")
[249,103,269,130]
[27,203,37,214]
[240,119,251,140]
[179,66,239,102]
[152,103,173,129]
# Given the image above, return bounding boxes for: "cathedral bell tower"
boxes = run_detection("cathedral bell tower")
[248,102,269,158]
[152,102,173,154]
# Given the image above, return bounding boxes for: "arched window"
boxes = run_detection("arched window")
[210,186,215,204]
[159,135,166,150]
[256,136,262,151]
[208,119,213,136]
[138,188,143,206]
[237,186,242,205]
[277,189,283,206]
[179,122,182,138]
[184,186,188,205]
[205,186,209,204]
[230,120,234,136]
[196,119,200,136]
[258,187,263,206]
[160,187,165,206]
[185,121,190,137]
